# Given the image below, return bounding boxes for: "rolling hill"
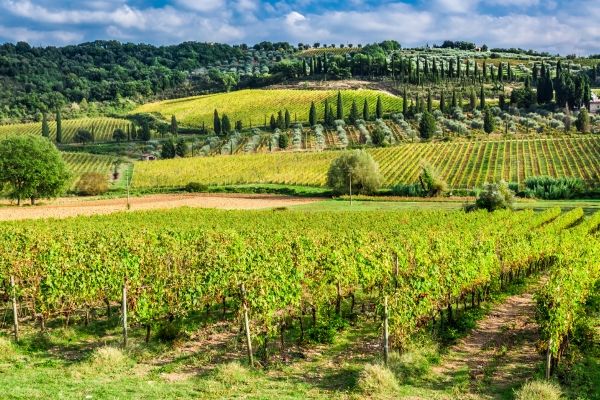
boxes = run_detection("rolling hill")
[132,89,403,128]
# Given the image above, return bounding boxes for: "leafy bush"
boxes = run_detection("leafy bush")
[157,321,182,342]
[327,150,381,195]
[472,181,514,211]
[76,172,108,196]
[524,176,584,199]
[514,380,562,400]
[184,182,209,192]
[417,163,447,197]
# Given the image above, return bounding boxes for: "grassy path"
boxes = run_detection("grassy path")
[433,281,544,399]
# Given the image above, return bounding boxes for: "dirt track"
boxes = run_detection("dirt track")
[0,193,320,221]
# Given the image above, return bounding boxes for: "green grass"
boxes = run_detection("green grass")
[132,89,403,128]
[291,198,600,214]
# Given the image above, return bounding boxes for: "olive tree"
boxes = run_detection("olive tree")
[0,135,70,205]
[473,181,515,211]
[327,150,381,195]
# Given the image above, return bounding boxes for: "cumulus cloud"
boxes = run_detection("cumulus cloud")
[0,0,597,54]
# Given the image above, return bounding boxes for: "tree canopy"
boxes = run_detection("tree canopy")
[0,135,70,205]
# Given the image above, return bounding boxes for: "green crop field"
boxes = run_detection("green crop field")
[133,136,600,189]
[62,152,115,187]
[0,117,131,144]
[132,89,403,128]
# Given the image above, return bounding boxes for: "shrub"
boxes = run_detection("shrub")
[473,181,514,211]
[0,336,17,362]
[74,346,131,376]
[524,176,584,199]
[514,380,562,400]
[356,364,400,397]
[76,172,108,196]
[184,182,208,193]
[157,321,182,342]
[417,163,447,197]
[327,150,381,195]
[278,131,289,149]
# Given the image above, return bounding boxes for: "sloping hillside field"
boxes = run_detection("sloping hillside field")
[0,117,130,144]
[133,136,600,189]
[133,89,402,127]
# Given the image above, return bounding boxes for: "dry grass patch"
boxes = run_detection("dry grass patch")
[514,380,562,400]
[356,363,400,398]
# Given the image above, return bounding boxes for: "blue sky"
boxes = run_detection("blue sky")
[0,0,598,55]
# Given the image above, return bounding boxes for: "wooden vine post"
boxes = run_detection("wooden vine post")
[241,284,254,367]
[545,338,552,380]
[383,295,389,366]
[10,276,19,343]
[122,279,128,348]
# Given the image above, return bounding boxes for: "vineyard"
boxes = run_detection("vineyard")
[0,117,131,144]
[0,206,597,391]
[133,136,600,189]
[132,89,402,127]
[62,152,115,187]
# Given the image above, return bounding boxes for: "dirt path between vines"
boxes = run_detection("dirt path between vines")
[0,193,320,221]
[433,283,545,397]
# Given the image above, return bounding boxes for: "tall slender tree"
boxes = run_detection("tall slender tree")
[284,109,291,129]
[55,110,62,144]
[213,109,221,135]
[479,86,485,110]
[349,100,358,124]
[376,96,383,119]
[170,115,178,136]
[41,114,50,138]
[363,99,370,121]
[336,91,343,120]
[309,102,317,126]
[427,91,432,113]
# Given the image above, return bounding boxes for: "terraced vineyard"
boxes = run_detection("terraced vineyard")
[62,152,115,187]
[133,136,600,189]
[0,117,131,144]
[133,89,402,128]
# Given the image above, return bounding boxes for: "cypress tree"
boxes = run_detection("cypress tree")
[327,104,335,126]
[171,115,178,135]
[222,114,232,134]
[349,100,358,124]
[277,110,284,129]
[323,99,329,123]
[309,102,317,126]
[235,120,243,131]
[376,96,383,119]
[269,114,277,131]
[213,110,221,135]
[126,124,131,142]
[402,89,408,115]
[41,114,50,138]
[483,107,495,134]
[363,99,370,121]
[499,93,506,110]
[470,89,476,111]
[419,111,436,140]
[141,121,151,141]
[427,91,432,112]
[284,109,291,129]
[440,91,446,113]
[479,86,485,109]
[56,110,62,143]
[576,108,590,133]
[451,90,457,109]
[497,63,503,82]
[336,91,343,120]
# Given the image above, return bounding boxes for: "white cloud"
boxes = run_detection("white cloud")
[174,0,225,12]
[0,0,597,54]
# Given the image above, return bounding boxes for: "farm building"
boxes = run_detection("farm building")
[590,93,600,114]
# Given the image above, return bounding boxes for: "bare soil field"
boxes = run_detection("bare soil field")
[0,193,320,221]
